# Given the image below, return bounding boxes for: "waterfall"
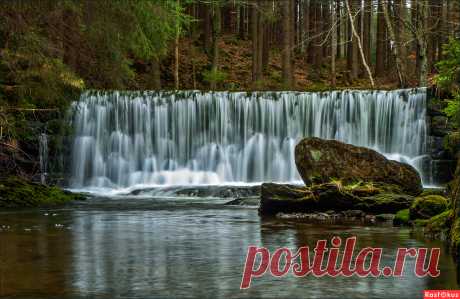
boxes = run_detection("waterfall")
[39,133,48,185]
[69,88,428,189]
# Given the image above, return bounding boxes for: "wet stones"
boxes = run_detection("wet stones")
[294,138,423,196]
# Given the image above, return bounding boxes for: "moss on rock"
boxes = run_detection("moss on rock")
[419,189,447,197]
[450,217,460,256]
[294,138,423,196]
[410,195,449,220]
[260,182,414,215]
[0,176,84,208]
[393,209,410,226]
[424,209,453,237]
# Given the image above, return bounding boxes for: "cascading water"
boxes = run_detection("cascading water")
[69,88,429,189]
[39,133,48,185]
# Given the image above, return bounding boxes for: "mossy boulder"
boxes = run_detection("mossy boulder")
[0,176,85,208]
[450,218,460,256]
[431,116,452,137]
[259,182,414,215]
[409,195,449,220]
[393,209,410,226]
[294,138,423,196]
[419,188,447,197]
[424,210,453,237]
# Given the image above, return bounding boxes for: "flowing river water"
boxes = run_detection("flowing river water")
[0,196,458,298]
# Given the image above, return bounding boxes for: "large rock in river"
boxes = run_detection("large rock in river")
[259,182,414,215]
[295,138,423,196]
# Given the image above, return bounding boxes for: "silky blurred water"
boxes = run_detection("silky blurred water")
[69,88,431,188]
[0,195,458,299]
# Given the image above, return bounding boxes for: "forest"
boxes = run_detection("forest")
[1,1,459,104]
[2,2,460,298]
[1,0,460,178]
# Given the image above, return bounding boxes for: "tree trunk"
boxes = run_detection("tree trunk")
[336,0,342,59]
[282,0,294,88]
[304,0,311,56]
[257,0,265,79]
[203,4,212,53]
[307,0,316,63]
[152,58,161,90]
[331,0,337,87]
[439,0,448,59]
[239,4,247,39]
[416,0,429,86]
[314,2,323,68]
[411,0,421,76]
[174,0,180,90]
[382,0,407,87]
[347,5,352,74]
[251,2,259,82]
[345,0,375,87]
[397,0,408,74]
[222,4,234,34]
[363,0,372,66]
[211,4,221,89]
[348,0,359,81]
[262,23,270,72]
[376,0,386,75]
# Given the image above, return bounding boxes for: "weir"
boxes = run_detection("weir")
[39,133,48,185]
[69,88,429,189]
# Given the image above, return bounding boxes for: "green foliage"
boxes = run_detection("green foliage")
[435,39,460,127]
[393,209,410,226]
[435,38,460,93]
[270,70,282,83]
[0,0,189,108]
[127,1,190,60]
[442,93,460,127]
[0,0,191,145]
[203,69,227,86]
[0,20,83,108]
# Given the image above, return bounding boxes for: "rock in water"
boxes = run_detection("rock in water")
[295,137,423,196]
[0,176,85,208]
[259,182,414,215]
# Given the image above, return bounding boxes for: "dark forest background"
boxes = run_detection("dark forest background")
[0,0,459,179]
[1,0,459,106]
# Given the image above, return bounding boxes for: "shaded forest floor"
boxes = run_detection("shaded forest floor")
[160,34,421,91]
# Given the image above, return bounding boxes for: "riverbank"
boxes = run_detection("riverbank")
[0,176,85,208]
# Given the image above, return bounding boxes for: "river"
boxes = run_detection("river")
[0,193,458,299]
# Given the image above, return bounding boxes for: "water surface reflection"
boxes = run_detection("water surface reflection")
[0,197,458,298]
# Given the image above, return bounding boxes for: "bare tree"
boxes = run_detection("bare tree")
[382,0,407,87]
[331,0,337,87]
[376,0,386,75]
[345,0,375,87]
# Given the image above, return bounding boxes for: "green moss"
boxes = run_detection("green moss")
[393,209,410,226]
[425,209,453,236]
[420,189,446,197]
[410,195,449,220]
[443,132,460,155]
[260,181,417,215]
[310,150,322,162]
[0,176,85,208]
[450,217,460,256]
[414,219,430,227]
